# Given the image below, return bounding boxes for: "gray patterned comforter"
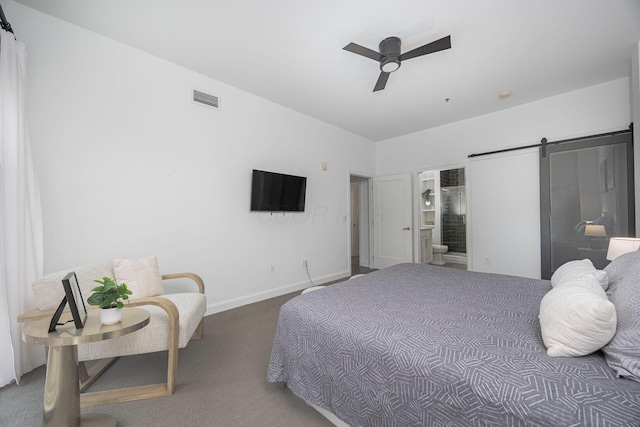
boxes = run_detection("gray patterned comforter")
[267,263,640,426]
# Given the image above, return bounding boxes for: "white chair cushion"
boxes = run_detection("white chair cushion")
[32,264,114,311]
[78,292,206,361]
[113,256,164,298]
[539,275,617,357]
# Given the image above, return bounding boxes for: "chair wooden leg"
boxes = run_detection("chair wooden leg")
[81,346,178,407]
[80,349,175,407]
[192,319,204,340]
[78,358,119,392]
[81,297,181,408]
[81,384,172,407]
[166,336,177,394]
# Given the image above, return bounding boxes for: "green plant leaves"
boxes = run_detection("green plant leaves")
[87,277,133,309]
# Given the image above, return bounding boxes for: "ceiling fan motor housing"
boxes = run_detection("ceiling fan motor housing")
[379,36,401,72]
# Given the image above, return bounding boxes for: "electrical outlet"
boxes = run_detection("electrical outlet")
[269,264,275,273]
[302,259,308,268]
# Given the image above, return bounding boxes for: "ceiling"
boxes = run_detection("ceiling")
[12,0,640,142]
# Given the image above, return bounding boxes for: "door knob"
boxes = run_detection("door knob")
[403,226,411,230]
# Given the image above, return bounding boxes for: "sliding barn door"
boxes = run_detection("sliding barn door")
[540,131,635,279]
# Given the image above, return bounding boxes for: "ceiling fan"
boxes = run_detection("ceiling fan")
[343,35,451,92]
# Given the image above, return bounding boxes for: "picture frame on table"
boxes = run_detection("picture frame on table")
[48,271,88,332]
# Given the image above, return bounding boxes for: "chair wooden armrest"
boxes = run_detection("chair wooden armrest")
[161,272,205,294]
[81,295,180,407]
[18,308,59,323]
[161,272,205,339]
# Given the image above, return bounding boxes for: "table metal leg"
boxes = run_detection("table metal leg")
[42,346,116,427]
[43,345,80,427]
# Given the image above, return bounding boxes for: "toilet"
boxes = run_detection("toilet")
[431,244,448,265]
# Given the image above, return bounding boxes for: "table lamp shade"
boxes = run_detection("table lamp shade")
[606,237,640,260]
[585,224,607,237]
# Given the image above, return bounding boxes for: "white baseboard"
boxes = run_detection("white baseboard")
[204,270,350,315]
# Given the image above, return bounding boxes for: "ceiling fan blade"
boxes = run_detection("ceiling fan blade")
[373,72,390,92]
[343,42,382,62]
[399,35,451,61]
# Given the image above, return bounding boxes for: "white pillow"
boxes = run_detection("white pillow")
[539,275,616,357]
[113,256,163,298]
[551,259,609,290]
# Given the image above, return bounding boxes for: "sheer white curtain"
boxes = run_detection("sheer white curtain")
[0,28,45,387]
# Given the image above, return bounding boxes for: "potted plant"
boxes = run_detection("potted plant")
[422,188,432,207]
[87,277,133,325]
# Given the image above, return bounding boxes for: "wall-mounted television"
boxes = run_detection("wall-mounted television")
[251,169,307,212]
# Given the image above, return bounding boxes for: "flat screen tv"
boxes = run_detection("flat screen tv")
[251,169,307,212]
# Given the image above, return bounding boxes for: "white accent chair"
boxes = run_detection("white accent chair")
[18,259,206,407]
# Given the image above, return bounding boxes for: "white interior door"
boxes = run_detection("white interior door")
[373,174,413,269]
[350,182,360,257]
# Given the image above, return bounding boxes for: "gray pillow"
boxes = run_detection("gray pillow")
[602,254,640,381]
[604,249,640,296]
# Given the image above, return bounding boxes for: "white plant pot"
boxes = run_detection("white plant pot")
[100,307,123,325]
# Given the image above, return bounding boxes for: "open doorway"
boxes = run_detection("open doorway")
[416,167,468,270]
[350,175,372,274]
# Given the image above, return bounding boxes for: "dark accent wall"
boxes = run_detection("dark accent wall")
[440,168,465,187]
[441,214,467,253]
[440,169,466,253]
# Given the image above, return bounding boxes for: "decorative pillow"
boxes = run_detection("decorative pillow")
[112,256,163,298]
[604,248,640,296]
[539,275,617,357]
[551,259,608,290]
[602,264,640,382]
[32,264,113,311]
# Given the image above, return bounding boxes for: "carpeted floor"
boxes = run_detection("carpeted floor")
[0,291,335,427]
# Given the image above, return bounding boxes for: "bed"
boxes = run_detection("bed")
[267,259,640,426]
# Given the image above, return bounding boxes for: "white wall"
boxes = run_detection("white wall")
[468,149,540,277]
[377,78,634,278]
[6,1,375,313]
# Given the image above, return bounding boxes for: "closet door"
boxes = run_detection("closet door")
[540,131,634,279]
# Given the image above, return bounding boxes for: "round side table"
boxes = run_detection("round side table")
[23,308,150,427]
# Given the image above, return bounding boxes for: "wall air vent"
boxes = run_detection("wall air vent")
[192,89,220,110]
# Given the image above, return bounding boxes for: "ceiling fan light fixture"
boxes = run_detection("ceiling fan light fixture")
[381,59,400,73]
[379,36,401,73]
